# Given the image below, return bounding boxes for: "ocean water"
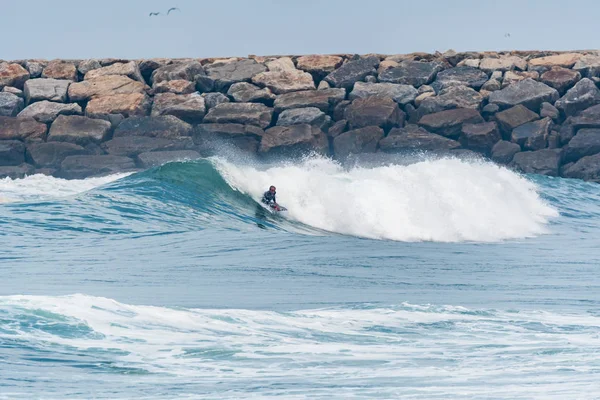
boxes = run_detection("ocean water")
[1,155,600,399]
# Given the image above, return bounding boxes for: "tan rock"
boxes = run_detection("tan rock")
[414,92,435,107]
[457,59,480,68]
[0,63,30,89]
[266,57,296,72]
[68,75,147,101]
[252,70,315,94]
[42,61,77,81]
[296,55,343,75]
[529,53,582,68]
[153,79,196,94]
[86,93,151,118]
[502,70,540,88]
[479,56,527,73]
[84,61,144,82]
[377,60,399,73]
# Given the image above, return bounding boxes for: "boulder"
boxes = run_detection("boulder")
[23,78,70,104]
[48,115,112,145]
[25,61,45,78]
[555,78,600,117]
[85,93,151,119]
[457,59,480,68]
[152,79,196,94]
[433,66,489,90]
[101,136,194,157]
[18,101,82,123]
[251,70,315,94]
[202,92,230,109]
[296,55,344,79]
[317,80,330,90]
[482,103,500,119]
[41,61,77,81]
[511,117,551,151]
[227,82,275,103]
[344,97,404,131]
[529,53,582,68]
[418,85,435,94]
[573,55,600,78]
[378,124,461,152]
[479,56,527,73]
[540,102,560,121]
[136,150,201,168]
[204,59,266,92]
[85,61,144,82]
[510,149,562,176]
[0,117,47,141]
[501,71,539,88]
[333,100,351,121]
[139,59,170,83]
[203,103,273,128]
[3,86,24,97]
[481,78,502,92]
[259,124,328,156]
[151,61,204,86]
[494,105,540,137]
[276,107,331,131]
[459,121,501,155]
[25,142,89,168]
[333,126,384,158]
[563,128,600,163]
[365,75,377,83]
[265,57,295,72]
[323,56,379,89]
[378,61,443,87]
[327,119,348,138]
[0,63,30,89]
[78,59,102,75]
[0,163,35,179]
[113,115,193,139]
[418,86,484,115]
[194,123,263,153]
[349,82,418,105]
[418,108,484,138]
[0,140,26,165]
[273,88,346,113]
[491,140,520,164]
[0,92,24,116]
[561,153,600,182]
[541,67,581,94]
[68,75,147,101]
[60,155,136,179]
[151,92,206,124]
[488,79,559,111]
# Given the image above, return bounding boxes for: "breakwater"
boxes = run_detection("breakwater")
[1,50,600,181]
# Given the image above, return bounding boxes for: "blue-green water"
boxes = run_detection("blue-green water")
[1,156,600,399]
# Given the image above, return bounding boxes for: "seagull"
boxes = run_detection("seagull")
[167,7,180,14]
[504,33,511,38]
[149,12,161,16]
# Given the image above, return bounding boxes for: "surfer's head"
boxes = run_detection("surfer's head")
[269,186,276,193]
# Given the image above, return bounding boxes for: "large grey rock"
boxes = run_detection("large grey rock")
[194,123,264,153]
[540,102,560,121]
[378,61,443,87]
[202,92,230,109]
[418,108,484,138]
[333,126,384,158]
[511,149,562,176]
[153,79,196,95]
[323,56,379,89]
[3,86,23,98]
[327,119,348,138]
[60,155,136,179]
[379,125,461,152]
[0,117,47,141]
[78,59,102,75]
[203,103,273,128]
[139,59,170,83]
[25,61,45,78]
[0,92,24,116]
[48,115,112,145]
[348,82,418,105]
[459,121,501,155]
[273,88,346,113]
[113,115,193,139]
[344,97,404,131]
[433,66,489,90]
[491,140,521,164]
[555,78,600,117]
[42,61,77,81]
[495,105,540,137]
[418,85,483,115]
[23,79,70,104]
[227,82,275,103]
[26,142,89,168]
[259,124,328,156]
[0,140,26,166]
[252,70,315,94]
[85,61,144,82]
[151,61,204,86]
[562,153,600,182]
[573,55,600,78]
[501,71,539,89]
[563,128,600,162]
[18,101,82,123]
[277,107,331,131]
[0,63,30,90]
[68,75,147,101]
[481,78,502,92]
[511,117,551,151]
[0,163,35,179]
[488,79,559,111]
[204,59,266,92]
[151,92,206,124]
[137,150,201,168]
[540,67,581,94]
[101,136,194,157]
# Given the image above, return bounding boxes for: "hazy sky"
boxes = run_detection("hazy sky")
[2,0,599,60]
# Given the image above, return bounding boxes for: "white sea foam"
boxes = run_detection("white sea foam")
[214,156,559,242]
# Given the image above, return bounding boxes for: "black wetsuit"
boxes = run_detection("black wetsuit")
[262,190,276,206]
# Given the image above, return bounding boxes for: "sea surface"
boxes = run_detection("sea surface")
[1,155,600,399]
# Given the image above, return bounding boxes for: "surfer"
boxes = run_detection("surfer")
[262,185,282,211]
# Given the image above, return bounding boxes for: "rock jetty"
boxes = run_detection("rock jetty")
[2,50,600,182]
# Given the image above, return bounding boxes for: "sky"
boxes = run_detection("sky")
[2,0,599,60]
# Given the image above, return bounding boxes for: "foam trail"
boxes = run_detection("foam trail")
[0,173,130,203]
[215,156,558,242]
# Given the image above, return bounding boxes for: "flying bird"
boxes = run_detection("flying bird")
[149,12,161,16]
[504,33,511,38]
[167,7,180,14]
